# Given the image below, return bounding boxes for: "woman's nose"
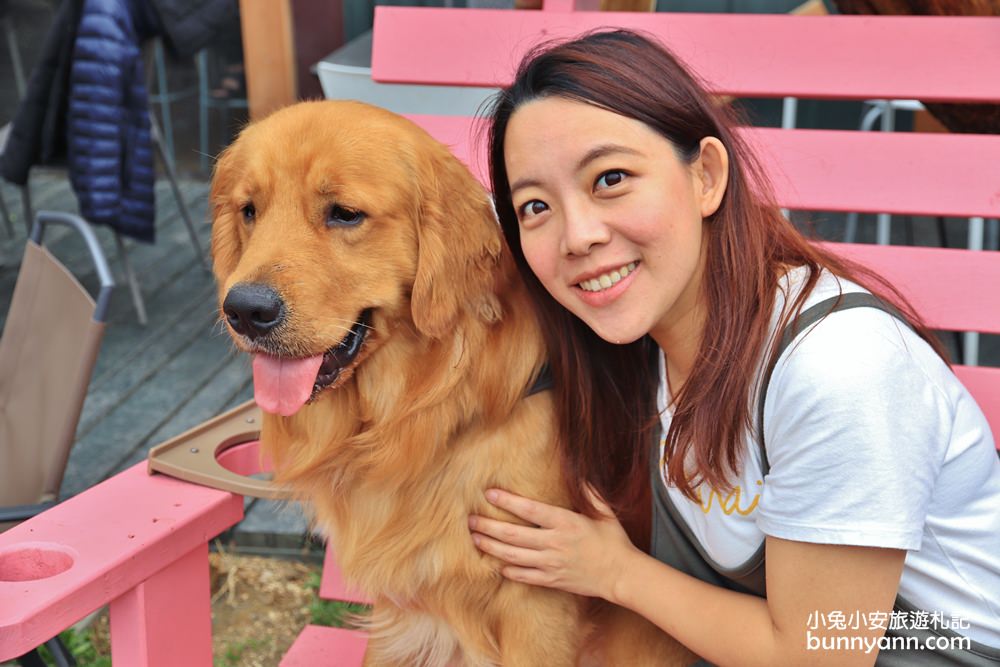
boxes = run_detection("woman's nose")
[560,206,612,257]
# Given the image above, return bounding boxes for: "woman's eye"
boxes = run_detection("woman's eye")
[518,200,548,219]
[595,170,627,190]
[327,205,366,227]
[241,203,256,223]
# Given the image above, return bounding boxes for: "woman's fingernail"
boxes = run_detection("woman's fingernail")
[472,534,481,546]
[468,516,477,529]
[485,490,499,503]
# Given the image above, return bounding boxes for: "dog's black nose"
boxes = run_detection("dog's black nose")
[223,283,285,340]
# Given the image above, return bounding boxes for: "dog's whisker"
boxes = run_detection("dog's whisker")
[327,317,377,334]
[325,320,371,336]
[323,325,354,338]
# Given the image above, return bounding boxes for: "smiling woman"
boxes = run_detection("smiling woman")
[470,29,1000,666]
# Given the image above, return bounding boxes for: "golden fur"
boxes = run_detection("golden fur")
[210,100,694,666]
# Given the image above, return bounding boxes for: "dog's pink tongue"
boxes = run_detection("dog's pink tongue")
[252,354,324,416]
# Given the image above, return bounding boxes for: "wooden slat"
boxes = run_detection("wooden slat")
[403,114,1000,219]
[403,113,487,184]
[373,9,1000,103]
[953,366,1000,446]
[747,128,1000,219]
[319,544,370,604]
[821,242,1000,335]
[61,311,237,498]
[280,625,368,667]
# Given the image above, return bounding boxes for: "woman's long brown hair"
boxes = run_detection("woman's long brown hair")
[484,30,945,520]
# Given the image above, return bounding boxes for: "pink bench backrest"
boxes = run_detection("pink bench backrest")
[372,9,1000,102]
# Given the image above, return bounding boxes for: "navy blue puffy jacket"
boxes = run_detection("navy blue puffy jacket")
[67,0,159,242]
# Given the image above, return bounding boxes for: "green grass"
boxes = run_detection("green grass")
[34,626,111,667]
[216,637,271,667]
[306,571,371,628]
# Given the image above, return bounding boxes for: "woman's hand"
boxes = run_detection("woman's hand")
[468,487,641,601]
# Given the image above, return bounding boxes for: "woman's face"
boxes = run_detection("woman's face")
[504,96,727,349]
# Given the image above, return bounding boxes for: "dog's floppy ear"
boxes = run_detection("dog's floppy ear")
[209,143,243,281]
[411,145,502,339]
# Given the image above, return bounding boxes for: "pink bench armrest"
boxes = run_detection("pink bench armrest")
[0,462,244,662]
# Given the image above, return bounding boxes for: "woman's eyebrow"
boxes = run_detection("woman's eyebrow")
[510,144,643,196]
[510,176,542,197]
[575,144,642,173]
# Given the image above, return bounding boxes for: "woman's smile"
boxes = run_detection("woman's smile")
[572,260,640,307]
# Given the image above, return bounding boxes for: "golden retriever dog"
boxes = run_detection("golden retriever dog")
[210,100,695,666]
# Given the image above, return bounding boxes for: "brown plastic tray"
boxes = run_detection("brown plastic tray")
[147,401,289,500]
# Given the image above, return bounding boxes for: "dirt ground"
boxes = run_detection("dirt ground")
[85,550,328,667]
[206,550,323,666]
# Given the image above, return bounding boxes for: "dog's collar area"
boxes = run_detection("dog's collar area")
[526,363,553,397]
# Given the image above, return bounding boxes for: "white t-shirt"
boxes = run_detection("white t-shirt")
[657,267,1000,646]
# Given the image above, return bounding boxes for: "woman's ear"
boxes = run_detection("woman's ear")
[693,136,729,218]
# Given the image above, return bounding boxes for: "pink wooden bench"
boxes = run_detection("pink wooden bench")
[2,4,999,665]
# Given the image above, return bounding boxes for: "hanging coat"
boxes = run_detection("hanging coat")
[66,0,160,242]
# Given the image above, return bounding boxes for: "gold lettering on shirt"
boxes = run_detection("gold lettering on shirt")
[661,435,763,516]
[696,480,763,516]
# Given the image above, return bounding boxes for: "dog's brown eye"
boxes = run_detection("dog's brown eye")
[327,205,365,227]
[241,203,256,223]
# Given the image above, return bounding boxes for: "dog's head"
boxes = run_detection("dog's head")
[210,101,501,416]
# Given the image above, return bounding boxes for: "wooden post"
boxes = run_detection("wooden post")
[109,544,213,667]
[239,0,298,119]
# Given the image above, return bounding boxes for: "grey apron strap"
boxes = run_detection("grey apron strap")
[649,441,768,597]
[755,292,907,476]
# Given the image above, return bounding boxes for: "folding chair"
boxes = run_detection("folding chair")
[0,211,114,528]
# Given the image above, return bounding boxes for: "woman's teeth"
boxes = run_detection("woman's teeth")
[578,262,637,293]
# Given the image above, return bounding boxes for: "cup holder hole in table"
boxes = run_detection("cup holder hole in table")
[0,544,75,582]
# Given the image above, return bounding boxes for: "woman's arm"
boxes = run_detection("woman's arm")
[470,489,905,667]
